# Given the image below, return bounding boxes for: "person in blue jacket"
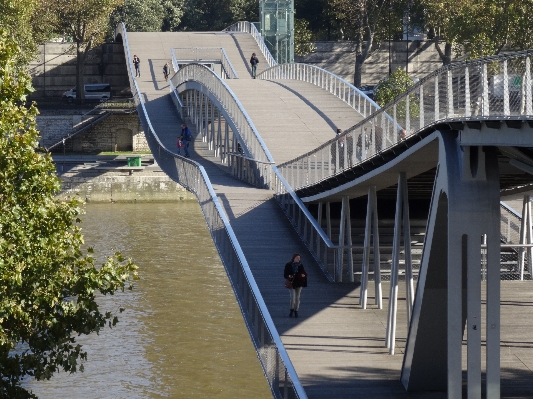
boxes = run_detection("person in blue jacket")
[180,124,192,157]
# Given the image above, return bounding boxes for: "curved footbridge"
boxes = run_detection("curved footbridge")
[119,23,533,399]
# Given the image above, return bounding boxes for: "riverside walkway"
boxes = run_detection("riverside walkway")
[122,26,533,399]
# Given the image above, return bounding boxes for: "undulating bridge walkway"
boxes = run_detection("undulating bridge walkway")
[119,25,533,399]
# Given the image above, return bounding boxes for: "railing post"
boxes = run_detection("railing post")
[326,202,332,277]
[465,67,471,117]
[503,60,510,116]
[434,75,440,120]
[482,63,490,116]
[526,57,532,115]
[447,70,454,118]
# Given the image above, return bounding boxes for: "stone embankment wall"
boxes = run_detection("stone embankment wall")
[297,40,458,86]
[57,168,196,203]
[28,42,130,99]
[37,113,149,152]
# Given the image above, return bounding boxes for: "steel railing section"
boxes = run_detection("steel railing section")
[277,51,533,192]
[273,166,376,282]
[258,63,380,119]
[500,202,522,244]
[169,62,275,165]
[168,74,274,189]
[115,22,307,399]
[173,47,239,79]
[223,21,277,68]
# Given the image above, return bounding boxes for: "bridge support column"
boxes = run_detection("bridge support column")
[336,196,353,282]
[360,186,382,309]
[401,132,501,399]
[326,202,332,277]
[386,172,413,354]
[518,195,533,280]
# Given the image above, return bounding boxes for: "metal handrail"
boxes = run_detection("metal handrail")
[223,21,277,68]
[258,63,380,118]
[277,51,533,192]
[169,60,275,165]
[115,22,306,399]
[172,47,239,79]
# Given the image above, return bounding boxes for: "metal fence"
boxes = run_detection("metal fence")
[172,47,239,79]
[277,52,533,192]
[258,63,380,119]
[223,21,277,68]
[116,22,307,399]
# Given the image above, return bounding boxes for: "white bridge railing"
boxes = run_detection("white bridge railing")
[258,63,380,119]
[277,51,533,192]
[172,47,239,79]
[223,21,277,68]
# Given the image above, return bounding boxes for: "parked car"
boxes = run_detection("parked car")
[358,85,375,99]
[63,83,111,102]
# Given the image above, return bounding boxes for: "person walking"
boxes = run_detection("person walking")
[180,124,192,158]
[284,253,308,318]
[133,55,140,77]
[249,53,259,79]
[163,62,170,81]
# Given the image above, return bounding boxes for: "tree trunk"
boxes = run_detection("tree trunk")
[354,54,365,88]
[434,40,453,66]
[76,42,85,103]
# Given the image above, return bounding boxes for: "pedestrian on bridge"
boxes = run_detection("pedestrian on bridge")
[284,253,308,318]
[180,124,192,158]
[163,62,170,81]
[250,53,259,79]
[133,55,140,77]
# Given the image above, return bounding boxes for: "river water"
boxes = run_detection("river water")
[25,202,272,399]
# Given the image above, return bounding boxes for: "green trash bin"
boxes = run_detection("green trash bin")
[127,156,141,167]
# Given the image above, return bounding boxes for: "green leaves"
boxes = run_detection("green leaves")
[0,31,138,398]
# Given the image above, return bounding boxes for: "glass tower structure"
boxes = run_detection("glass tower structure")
[259,0,294,64]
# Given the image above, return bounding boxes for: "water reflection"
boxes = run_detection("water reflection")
[26,203,271,399]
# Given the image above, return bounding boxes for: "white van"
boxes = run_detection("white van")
[63,84,111,102]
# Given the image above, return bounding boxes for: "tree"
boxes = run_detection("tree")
[294,19,316,57]
[46,0,122,102]
[0,0,54,65]
[108,0,185,34]
[374,67,418,117]
[329,0,390,87]
[179,0,255,31]
[423,0,533,63]
[0,30,137,398]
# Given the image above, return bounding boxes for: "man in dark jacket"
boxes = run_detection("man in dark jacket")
[250,53,259,78]
[284,253,308,318]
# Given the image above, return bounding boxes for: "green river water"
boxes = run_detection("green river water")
[25,202,272,399]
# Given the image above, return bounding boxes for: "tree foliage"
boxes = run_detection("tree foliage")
[294,19,316,57]
[374,67,418,117]
[0,0,54,65]
[179,0,256,31]
[423,0,533,63]
[108,0,185,33]
[0,30,138,398]
[45,0,122,101]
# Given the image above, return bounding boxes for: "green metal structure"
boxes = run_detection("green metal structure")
[259,0,294,64]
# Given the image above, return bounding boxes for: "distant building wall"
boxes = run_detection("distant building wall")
[296,40,461,86]
[28,42,130,99]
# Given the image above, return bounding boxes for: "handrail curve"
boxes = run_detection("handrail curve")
[169,61,275,165]
[115,22,306,399]
[277,51,533,192]
[223,21,277,68]
[257,62,380,118]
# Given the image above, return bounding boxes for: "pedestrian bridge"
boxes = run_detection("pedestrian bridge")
[116,23,533,399]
